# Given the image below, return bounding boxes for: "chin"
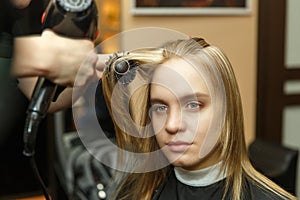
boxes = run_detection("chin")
[170,155,197,169]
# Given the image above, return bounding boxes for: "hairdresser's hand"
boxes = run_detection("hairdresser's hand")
[95,54,111,79]
[11,29,98,87]
[10,0,32,9]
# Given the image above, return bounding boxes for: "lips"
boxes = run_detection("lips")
[167,141,191,152]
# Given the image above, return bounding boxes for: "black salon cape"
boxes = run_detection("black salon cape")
[152,170,286,200]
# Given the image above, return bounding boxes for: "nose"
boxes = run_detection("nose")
[165,108,185,134]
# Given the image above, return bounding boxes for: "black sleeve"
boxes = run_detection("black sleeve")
[95,79,116,138]
[244,179,288,200]
[0,0,15,33]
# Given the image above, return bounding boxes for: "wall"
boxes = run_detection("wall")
[283,0,300,196]
[120,0,258,144]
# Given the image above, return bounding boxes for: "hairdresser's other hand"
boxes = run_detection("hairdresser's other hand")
[11,29,97,87]
[95,54,112,79]
[10,0,32,9]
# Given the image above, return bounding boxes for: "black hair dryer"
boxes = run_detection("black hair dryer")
[23,0,98,157]
[42,0,98,39]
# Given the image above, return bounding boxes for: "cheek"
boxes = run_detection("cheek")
[195,111,220,158]
[151,113,166,134]
[197,115,211,134]
[154,132,165,148]
[184,111,211,140]
[185,108,212,147]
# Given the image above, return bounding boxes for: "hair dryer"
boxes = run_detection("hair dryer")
[23,0,98,157]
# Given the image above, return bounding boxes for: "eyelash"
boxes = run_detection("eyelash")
[150,104,168,112]
[150,101,203,113]
[185,101,202,110]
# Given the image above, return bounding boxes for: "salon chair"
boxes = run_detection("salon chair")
[248,138,298,195]
[52,81,116,200]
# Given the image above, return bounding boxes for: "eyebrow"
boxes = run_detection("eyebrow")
[150,92,210,104]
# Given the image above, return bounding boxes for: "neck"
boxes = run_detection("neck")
[174,162,226,187]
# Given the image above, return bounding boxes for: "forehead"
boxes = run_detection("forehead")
[151,57,209,97]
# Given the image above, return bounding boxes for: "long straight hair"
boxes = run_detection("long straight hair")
[101,38,297,200]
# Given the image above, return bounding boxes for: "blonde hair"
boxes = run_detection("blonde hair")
[101,38,296,200]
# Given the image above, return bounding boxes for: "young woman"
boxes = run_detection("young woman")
[100,38,297,200]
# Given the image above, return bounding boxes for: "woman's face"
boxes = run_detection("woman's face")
[150,57,219,170]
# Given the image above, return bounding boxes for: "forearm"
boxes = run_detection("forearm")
[48,87,73,113]
[18,77,72,113]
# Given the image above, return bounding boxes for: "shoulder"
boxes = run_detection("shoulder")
[244,178,289,200]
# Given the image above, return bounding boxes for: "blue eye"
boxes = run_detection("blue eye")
[151,104,168,112]
[186,102,201,110]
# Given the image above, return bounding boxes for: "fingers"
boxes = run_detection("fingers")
[42,29,95,52]
[95,54,111,79]
[96,54,111,71]
[47,32,96,86]
[73,53,111,87]
[10,0,32,9]
[12,29,100,87]
[74,51,99,87]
